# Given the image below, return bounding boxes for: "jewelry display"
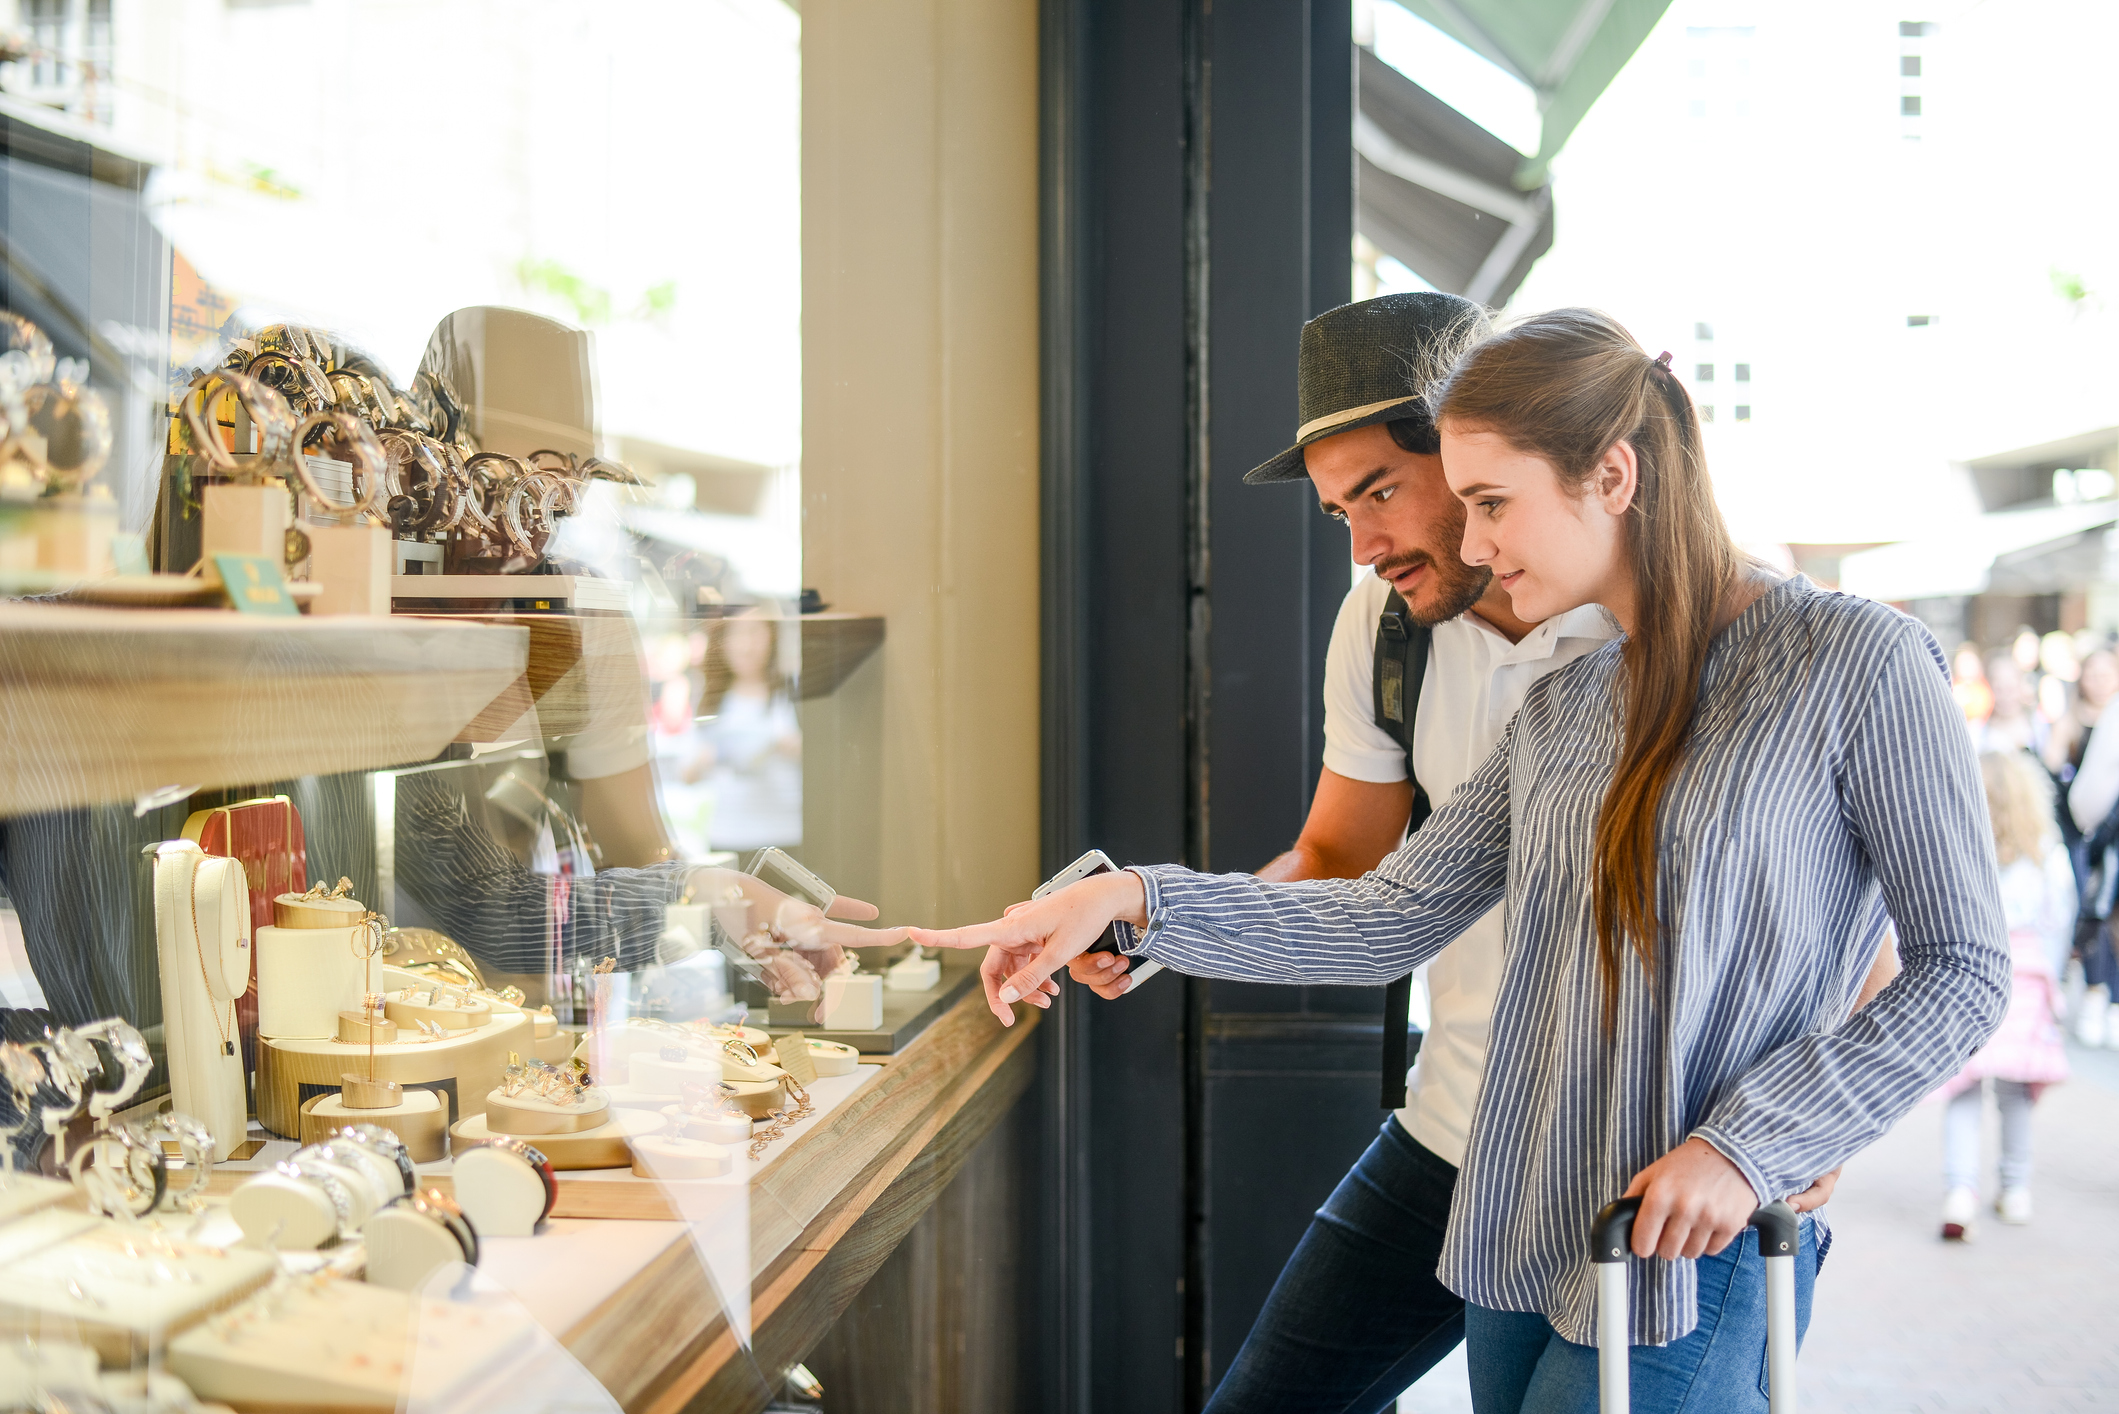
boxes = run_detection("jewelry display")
[802,1036,862,1078]
[0,1042,76,1215]
[364,1188,477,1292]
[327,1123,417,1198]
[255,881,366,1040]
[73,1019,154,1120]
[150,842,250,1160]
[486,1052,610,1137]
[452,1137,555,1236]
[289,1143,392,1227]
[67,1123,166,1219]
[138,1111,217,1213]
[167,1269,528,1409]
[745,1079,817,1161]
[25,1031,89,1167]
[228,1159,349,1251]
[0,1215,276,1363]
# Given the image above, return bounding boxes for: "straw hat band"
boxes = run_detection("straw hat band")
[1295,396,1423,444]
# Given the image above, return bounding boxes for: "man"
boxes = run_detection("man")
[1069,292,1860,1413]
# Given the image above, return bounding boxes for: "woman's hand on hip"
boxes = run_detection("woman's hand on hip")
[1621,1137,1761,1260]
[908,871,1150,1026]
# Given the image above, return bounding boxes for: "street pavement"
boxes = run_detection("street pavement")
[1802,1039,2119,1412]
[1402,1040,2119,1413]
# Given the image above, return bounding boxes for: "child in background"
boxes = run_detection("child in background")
[1940,750,2074,1239]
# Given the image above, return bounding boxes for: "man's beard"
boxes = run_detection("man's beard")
[1375,547,1491,627]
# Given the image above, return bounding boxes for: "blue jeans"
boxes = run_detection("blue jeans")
[1205,1119,1465,1414]
[1465,1216,1820,1414]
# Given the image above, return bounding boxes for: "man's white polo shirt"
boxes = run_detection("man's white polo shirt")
[1323,569,1618,1167]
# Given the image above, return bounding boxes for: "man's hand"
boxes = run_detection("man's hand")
[1621,1138,1762,1260]
[911,871,1149,1025]
[1067,950,1135,999]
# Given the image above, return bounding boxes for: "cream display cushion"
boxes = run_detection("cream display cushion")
[629,1135,732,1180]
[168,1276,526,1409]
[624,1051,726,1097]
[364,1205,468,1293]
[453,1146,549,1238]
[485,1088,611,1136]
[804,1038,861,1077]
[228,1171,339,1250]
[665,1106,753,1145]
[0,1209,276,1363]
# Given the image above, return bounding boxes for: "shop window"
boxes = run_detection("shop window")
[1734,363,1751,381]
[1735,405,1752,422]
[1695,322,1714,340]
[1700,405,1715,422]
[1695,363,1714,381]
[1902,56,1922,76]
[1902,95,1922,116]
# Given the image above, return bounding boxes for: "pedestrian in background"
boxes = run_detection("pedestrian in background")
[1939,750,2074,1239]
[2062,649,2119,1045]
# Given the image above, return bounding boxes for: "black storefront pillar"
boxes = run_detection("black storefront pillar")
[1037,1,1388,1410]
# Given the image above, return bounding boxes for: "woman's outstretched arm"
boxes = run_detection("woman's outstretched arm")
[916,716,1516,1023]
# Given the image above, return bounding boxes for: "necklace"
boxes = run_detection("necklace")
[187,860,235,1057]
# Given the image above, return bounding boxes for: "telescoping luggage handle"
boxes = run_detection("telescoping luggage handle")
[1590,1197,1800,1414]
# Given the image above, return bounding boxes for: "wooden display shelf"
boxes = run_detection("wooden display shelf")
[556,984,1038,1414]
[0,606,528,817]
[426,612,885,745]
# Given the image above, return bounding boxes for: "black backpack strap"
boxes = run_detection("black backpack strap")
[1374,590,1432,1108]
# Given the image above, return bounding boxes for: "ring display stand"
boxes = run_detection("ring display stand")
[663,1106,753,1145]
[298,1090,448,1161]
[255,1010,526,1138]
[447,1107,664,1170]
[629,1135,732,1180]
[485,1089,611,1136]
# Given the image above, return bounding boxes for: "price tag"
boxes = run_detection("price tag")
[213,552,299,616]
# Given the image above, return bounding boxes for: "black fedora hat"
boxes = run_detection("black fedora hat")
[1244,291,1487,484]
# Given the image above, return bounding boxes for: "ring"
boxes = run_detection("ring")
[75,1019,153,1120]
[140,1110,216,1211]
[276,1158,354,1234]
[330,1124,416,1196]
[70,1124,166,1218]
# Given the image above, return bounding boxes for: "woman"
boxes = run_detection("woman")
[917,310,2008,1413]
[1937,751,2072,1239]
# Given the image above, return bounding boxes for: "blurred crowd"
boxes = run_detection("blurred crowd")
[1938,627,2119,1238]
[1950,627,2119,1045]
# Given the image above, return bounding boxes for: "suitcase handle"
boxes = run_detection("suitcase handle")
[1589,1197,1800,1414]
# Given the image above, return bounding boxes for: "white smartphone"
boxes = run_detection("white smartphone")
[1031,848,1164,994]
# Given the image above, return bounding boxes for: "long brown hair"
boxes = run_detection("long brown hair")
[1431,309,1740,1016]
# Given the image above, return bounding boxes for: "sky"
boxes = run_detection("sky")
[1370,0,2119,549]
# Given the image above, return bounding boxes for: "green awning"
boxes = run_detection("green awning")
[1397,0,1674,188]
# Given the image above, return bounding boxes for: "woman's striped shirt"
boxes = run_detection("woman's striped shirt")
[1125,577,2009,1346]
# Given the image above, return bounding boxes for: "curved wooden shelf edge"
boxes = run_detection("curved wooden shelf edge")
[556,987,1041,1414]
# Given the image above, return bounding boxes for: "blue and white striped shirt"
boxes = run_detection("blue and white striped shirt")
[1126,578,2009,1345]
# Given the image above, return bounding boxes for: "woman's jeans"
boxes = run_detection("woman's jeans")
[1204,1118,1466,1414]
[1465,1216,1820,1414]
[1945,1079,2035,1191]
